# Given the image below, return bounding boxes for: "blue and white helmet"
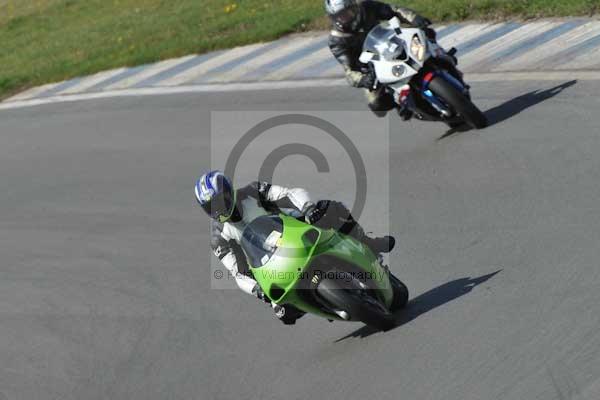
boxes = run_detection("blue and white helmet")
[195,170,237,223]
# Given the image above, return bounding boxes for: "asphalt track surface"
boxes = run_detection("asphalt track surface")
[1,79,600,400]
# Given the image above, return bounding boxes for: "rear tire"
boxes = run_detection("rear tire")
[428,76,488,129]
[316,274,396,331]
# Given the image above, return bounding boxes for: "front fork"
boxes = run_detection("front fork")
[390,57,470,120]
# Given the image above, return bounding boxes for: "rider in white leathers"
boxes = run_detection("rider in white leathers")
[195,170,395,325]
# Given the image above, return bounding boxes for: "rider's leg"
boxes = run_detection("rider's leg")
[396,84,414,121]
[366,88,395,118]
[311,200,395,254]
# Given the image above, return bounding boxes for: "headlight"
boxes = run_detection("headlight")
[392,65,406,77]
[410,35,426,62]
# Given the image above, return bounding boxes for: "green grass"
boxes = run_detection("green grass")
[404,0,599,21]
[0,0,324,98]
[0,0,598,99]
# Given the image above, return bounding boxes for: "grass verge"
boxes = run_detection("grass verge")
[0,0,597,99]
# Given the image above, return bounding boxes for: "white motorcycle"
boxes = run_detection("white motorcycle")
[359,17,487,129]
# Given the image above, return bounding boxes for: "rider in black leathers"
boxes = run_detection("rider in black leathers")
[326,0,438,119]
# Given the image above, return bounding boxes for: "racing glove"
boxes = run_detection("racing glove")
[303,201,327,225]
[252,285,271,304]
[357,70,376,89]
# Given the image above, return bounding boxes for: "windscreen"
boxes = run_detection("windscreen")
[241,215,283,267]
[363,24,406,61]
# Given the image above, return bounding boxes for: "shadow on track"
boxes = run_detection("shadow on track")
[335,270,502,342]
[437,80,578,141]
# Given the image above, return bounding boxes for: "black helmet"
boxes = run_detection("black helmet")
[325,0,362,33]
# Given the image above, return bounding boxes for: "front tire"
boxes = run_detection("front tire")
[389,273,409,311]
[316,273,396,331]
[428,76,488,129]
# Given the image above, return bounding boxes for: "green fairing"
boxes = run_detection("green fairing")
[244,214,394,321]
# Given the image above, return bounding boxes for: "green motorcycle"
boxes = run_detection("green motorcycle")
[240,214,409,331]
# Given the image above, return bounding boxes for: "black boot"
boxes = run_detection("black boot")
[342,215,396,254]
[397,106,413,121]
[274,304,305,325]
[310,200,396,255]
[446,47,458,65]
[363,235,396,254]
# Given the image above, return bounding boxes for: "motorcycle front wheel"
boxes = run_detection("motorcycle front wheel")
[316,272,396,331]
[428,76,488,129]
[389,272,409,311]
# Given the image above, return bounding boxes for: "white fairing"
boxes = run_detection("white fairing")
[360,17,444,97]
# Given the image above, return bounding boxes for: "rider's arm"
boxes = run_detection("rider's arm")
[368,1,430,27]
[211,222,257,295]
[328,33,368,87]
[252,181,314,215]
[393,6,430,27]
[267,184,313,213]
